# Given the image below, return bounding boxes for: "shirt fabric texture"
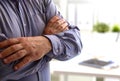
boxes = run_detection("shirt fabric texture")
[0,0,83,81]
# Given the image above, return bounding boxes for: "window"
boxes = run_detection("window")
[67,0,120,31]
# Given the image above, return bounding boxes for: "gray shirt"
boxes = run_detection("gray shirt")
[0,0,83,81]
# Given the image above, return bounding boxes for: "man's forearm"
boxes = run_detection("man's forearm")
[45,25,83,61]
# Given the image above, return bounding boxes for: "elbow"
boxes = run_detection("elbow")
[55,36,83,61]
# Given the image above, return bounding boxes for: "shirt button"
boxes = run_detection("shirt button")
[56,49,59,53]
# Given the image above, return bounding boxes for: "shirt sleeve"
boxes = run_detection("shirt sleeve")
[43,0,83,61]
[0,0,83,80]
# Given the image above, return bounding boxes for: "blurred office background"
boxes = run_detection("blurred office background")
[51,0,120,81]
[53,0,120,31]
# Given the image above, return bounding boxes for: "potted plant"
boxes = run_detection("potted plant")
[93,22,110,33]
[111,24,120,32]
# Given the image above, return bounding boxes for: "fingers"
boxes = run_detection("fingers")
[56,21,69,32]
[0,44,23,58]
[0,36,50,70]
[49,19,68,33]
[0,38,19,48]
[47,16,60,27]
[51,18,66,29]
[14,56,32,70]
[3,49,27,64]
[44,16,69,34]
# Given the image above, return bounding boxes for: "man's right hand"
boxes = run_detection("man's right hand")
[43,16,69,35]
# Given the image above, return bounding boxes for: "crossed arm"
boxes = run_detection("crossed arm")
[0,16,69,70]
[43,16,68,34]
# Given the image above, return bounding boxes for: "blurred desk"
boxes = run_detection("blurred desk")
[50,54,120,81]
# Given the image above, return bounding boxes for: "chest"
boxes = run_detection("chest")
[1,0,46,37]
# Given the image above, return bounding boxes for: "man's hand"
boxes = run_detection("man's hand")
[0,16,69,70]
[0,36,51,70]
[43,16,69,34]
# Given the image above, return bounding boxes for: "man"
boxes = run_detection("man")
[0,0,83,81]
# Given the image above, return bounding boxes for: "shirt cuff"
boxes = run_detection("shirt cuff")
[43,35,63,58]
